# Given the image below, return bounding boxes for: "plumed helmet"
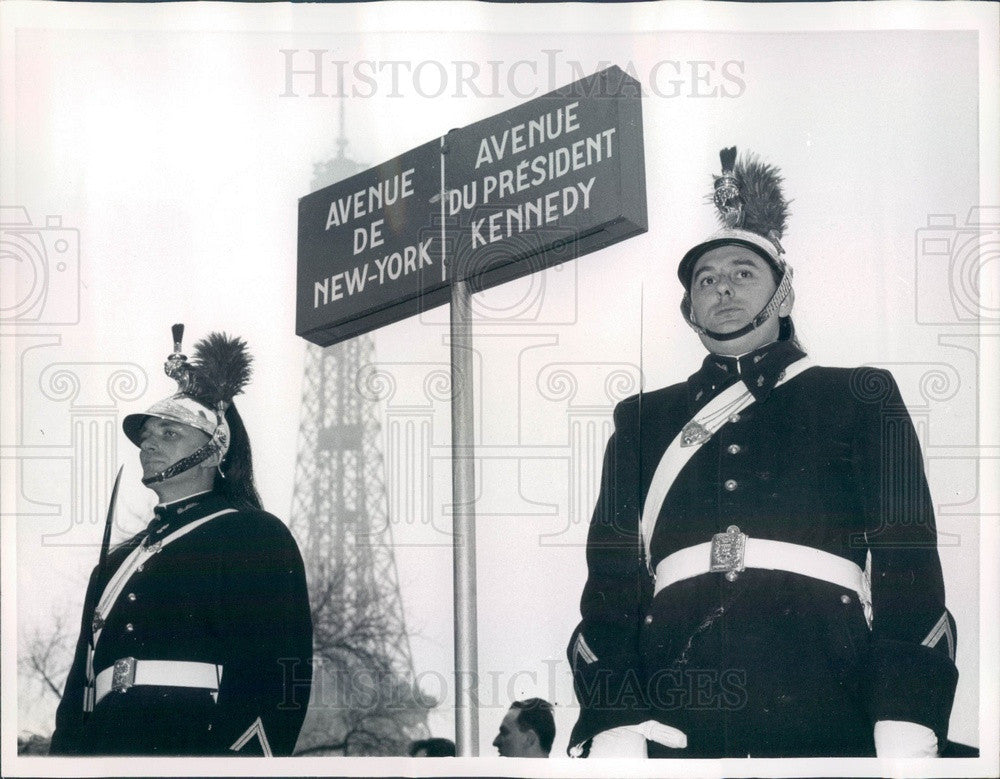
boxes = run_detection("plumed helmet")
[123,325,253,485]
[678,147,795,342]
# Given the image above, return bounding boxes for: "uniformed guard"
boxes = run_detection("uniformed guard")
[51,327,313,756]
[567,148,959,758]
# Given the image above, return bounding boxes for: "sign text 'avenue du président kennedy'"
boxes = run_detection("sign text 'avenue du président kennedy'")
[296,66,647,346]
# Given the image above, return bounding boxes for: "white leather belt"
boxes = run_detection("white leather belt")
[654,526,864,597]
[94,658,222,706]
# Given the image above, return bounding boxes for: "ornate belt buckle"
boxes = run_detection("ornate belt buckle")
[681,420,711,447]
[709,525,747,582]
[112,657,137,694]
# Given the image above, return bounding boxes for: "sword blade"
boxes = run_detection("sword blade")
[98,465,125,577]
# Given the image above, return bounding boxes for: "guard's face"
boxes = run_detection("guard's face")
[492,708,529,757]
[138,417,211,480]
[689,245,779,335]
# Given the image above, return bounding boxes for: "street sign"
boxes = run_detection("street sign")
[442,66,647,299]
[297,139,445,346]
[296,65,647,347]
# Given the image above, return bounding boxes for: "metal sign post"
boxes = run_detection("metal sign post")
[449,277,479,755]
[296,65,647,757]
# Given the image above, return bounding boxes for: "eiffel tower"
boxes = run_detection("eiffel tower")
[288,107,429,756]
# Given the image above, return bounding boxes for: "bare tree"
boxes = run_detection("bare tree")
[19,613,72,700]
[292,566,435,756]
[17,613,73,753]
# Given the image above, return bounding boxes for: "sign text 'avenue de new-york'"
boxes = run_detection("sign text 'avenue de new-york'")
[297,66,647,346]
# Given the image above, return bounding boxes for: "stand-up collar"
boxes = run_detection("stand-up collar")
[146,489,225,540]
[688,340,807,409]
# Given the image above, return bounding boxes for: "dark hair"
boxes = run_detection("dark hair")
[213,403,262,511]
[511,698,555,754]
[408,737,456,757]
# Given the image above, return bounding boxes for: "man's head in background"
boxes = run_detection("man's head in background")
[492,698,555,757]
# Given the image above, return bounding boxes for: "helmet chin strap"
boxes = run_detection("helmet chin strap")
[685,271,792,342]
[141,423,228,486]
[141,441,220,486]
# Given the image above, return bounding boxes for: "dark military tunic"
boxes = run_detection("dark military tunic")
[567,340,958,757]
[51,490,313,756]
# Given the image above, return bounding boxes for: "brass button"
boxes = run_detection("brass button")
[644,614,653,625]
[724,479,738,492]
[729,413,741,423]
[125,623,134,632]
[727,444,741,455]
[127,593,136,602]
[136,564,144,572]
[840,594,851,605]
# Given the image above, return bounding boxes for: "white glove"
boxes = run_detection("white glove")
[874,720,939,758]
[587,720,687,758]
